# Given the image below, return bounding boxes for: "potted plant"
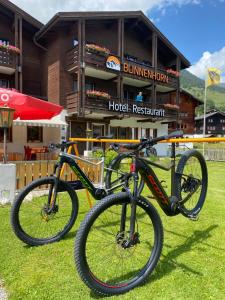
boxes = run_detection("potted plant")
[86,43,110,56]
[164,103,180,110]
[0,43,20,54]
[86,90,111,100]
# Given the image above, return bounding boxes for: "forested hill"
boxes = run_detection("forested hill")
[180,70,225,112]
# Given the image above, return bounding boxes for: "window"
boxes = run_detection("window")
[153,129,157,138]
[127,128,132,139]
[110,127,118,139]
[0,128,12,142]
[73,80,78,92]
[208,119,213,123]
[27,126,43,142]
[92,124,104,147]
[85,82,95,91]
[0,79,9,88]
[0,39,9,46]
[134,128,138,139]
[119,127,126,139]
[123,90,134,101]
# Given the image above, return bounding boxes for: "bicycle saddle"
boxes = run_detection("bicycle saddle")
[96,135,113,139]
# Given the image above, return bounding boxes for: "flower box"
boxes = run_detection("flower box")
[0,44,20,54]
[164,103,180,110]
[86,43,110,57]
[86,90,111,100]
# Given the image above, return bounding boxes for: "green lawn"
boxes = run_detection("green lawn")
[1,161,225,299]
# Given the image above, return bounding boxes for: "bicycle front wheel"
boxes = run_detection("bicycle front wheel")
[11,177,79,246]
[105,153,144,194]
[174,149,208,215]
[75,192,163,296]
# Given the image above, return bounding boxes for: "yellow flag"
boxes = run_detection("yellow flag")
[206,68,221,87]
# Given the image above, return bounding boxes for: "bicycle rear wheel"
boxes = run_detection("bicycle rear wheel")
[11,176,79,246]
[75,192,163,296]
[174,149,208,215]
[105,153,144,194]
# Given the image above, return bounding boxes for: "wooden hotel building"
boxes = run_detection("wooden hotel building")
[0,2,198,155]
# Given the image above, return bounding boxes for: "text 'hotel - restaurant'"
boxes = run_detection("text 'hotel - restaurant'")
[0,0,201,155]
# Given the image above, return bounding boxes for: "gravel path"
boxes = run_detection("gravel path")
[0,281,7,300]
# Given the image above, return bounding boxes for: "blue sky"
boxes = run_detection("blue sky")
[149,0,225,64]
[11,0,225,81]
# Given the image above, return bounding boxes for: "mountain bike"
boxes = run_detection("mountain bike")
[74,131,208,296]
[10,139,135,246]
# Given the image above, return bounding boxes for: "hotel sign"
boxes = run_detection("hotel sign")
[108,101,165,117]
[105,56,170,84]
[123,63,169,83]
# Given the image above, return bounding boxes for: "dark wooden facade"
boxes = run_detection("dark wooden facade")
[168,89,202,134]
[195,111,225,136]
[0,5,199,149]
[0,0,44,97]
[35,12,190,122]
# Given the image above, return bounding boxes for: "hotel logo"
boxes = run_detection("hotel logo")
[106,56,121,71]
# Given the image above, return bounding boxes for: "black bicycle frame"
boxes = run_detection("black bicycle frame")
[56,152,107,200]
[136,156,177,216]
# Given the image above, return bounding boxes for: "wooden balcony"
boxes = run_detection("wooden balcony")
[66,92,79,114]
[66,46,179,90]
[65,47,79,73]
[0,48,17,75]
[66,90,178,121]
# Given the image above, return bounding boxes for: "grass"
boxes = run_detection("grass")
[1,161,225,299]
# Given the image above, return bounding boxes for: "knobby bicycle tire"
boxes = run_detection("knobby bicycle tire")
[74,192,163,296]
[11,176,79,246]
[105,153,145,195]
[174,149,208,215]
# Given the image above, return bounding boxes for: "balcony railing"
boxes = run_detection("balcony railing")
[66,92,79,114]
[66,47,79,72]
[0,48,17,74]
[66,90,178,120]
[65,46,179,89]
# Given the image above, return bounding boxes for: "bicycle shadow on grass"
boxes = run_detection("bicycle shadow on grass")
[88,225,219,299]
[147,224,218,284]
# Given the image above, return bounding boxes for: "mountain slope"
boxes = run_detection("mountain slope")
[180,70,225,110]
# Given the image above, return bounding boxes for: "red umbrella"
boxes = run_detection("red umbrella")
[0,88,62,120]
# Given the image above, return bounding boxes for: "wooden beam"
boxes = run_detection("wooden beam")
[103,115,124,121]
[14,13,19,90]
[137,117,160,123]
[19,16,22,92]
[77,19,83,116]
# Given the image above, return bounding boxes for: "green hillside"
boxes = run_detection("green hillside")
[180,70,225,113]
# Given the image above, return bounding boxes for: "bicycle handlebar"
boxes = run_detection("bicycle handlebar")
[111,130,183,152]
[48,141,77,152]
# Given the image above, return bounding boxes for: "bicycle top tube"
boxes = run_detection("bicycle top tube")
[111,130,183,153]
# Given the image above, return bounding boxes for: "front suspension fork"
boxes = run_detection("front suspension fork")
[119,172,139,241]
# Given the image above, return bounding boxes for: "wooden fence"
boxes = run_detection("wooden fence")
[15,159,102,190]
[200,149,225,162]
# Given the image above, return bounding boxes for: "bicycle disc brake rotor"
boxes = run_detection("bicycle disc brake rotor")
[41,204,58,221]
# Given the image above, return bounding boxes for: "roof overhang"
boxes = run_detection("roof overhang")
[34,11,190,68]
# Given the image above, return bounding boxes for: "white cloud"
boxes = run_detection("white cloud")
[10,0,201,23]
[188,47,225,83]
